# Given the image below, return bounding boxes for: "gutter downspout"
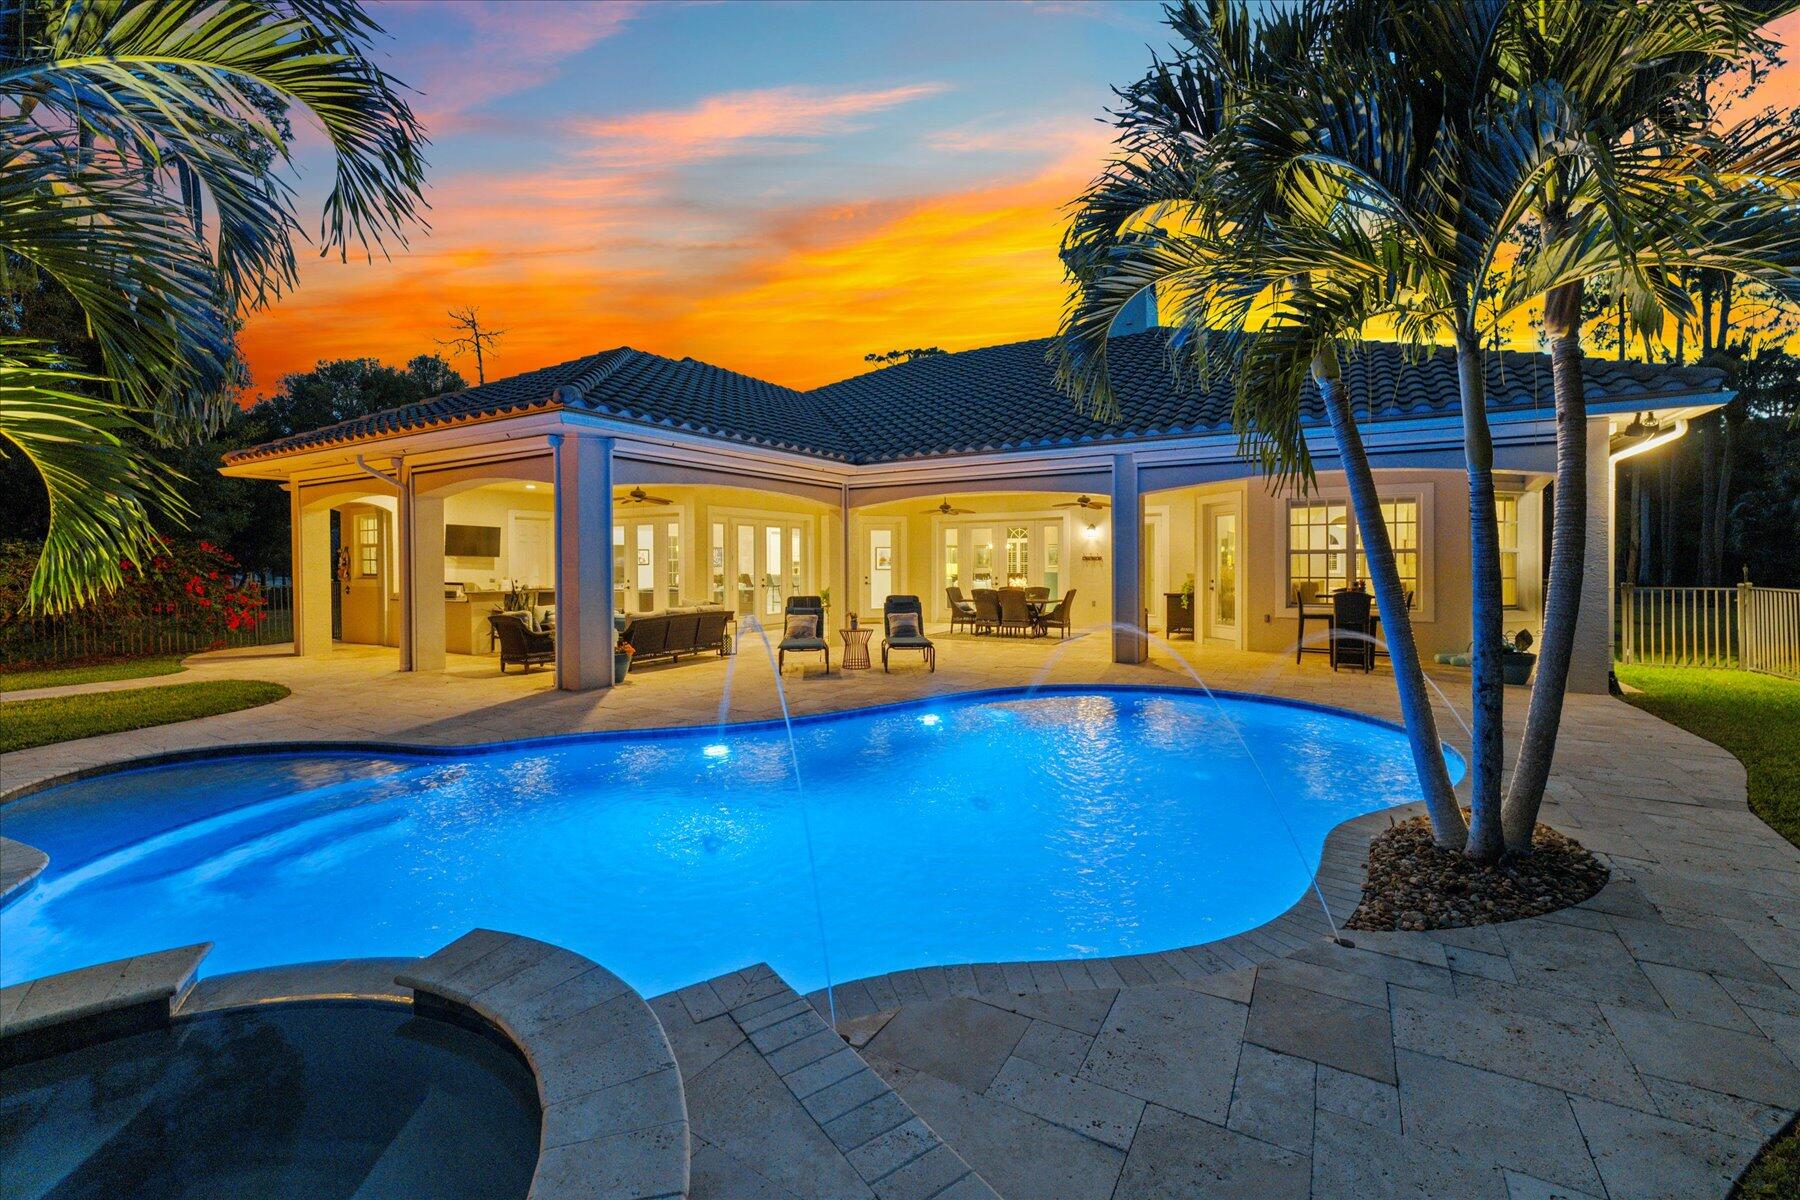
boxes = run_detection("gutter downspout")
[841,481,852,627]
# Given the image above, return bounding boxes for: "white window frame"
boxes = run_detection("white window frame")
[1282,482,1436,622]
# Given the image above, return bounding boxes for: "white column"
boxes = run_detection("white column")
[554,432,615,691]
[840,482,853,625]
[407,488,446,672]
[1568,416,1614,693]
[292,489,333,658]
[1111,451,1146,663]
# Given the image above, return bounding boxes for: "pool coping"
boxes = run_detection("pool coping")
[808,798,1416,1023]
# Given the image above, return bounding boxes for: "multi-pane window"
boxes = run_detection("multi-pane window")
[1043,525,1060,596]
[943,533,960,590]
[355,514,380,577]
[1495,494,1520,608]
[1005,526,1030,587]
[1354,500,1419,604]
[1288,502,1349,601]
[1289,498,1420,605]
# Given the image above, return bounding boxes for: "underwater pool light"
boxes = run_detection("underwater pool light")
[702,744,730,759]
[919,714,941,727]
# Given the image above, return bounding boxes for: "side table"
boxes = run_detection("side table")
[840,627,873,670]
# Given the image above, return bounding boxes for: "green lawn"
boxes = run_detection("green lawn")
[0,680,290,753]
[1616,666,1800,1200]
[0,656,186,693]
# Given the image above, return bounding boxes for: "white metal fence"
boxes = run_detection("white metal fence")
[1741,586,1800,681]
[1617,583,1800,681]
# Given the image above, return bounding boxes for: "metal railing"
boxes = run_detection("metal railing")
[1741,586,1800,681]
[1617,583,1800,681]
[0,577,293,668]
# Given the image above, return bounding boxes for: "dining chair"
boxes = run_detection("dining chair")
[945,586,977,634]
[998,588,1033,637]
[972,589,1000,635]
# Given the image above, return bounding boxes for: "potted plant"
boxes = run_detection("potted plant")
[1501,628,1536,685]
[820,585,832,626]
[614,639,635,685]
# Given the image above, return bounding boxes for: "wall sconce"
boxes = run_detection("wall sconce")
[1083,522,1100,542]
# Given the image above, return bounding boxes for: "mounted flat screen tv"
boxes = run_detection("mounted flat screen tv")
[444,524,501,557]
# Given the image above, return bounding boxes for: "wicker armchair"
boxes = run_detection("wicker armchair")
[488,613,555,673]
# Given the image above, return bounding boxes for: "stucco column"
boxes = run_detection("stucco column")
[1567,415,1614,693]
[1111,451,1147,663]
[554,432,615,691]
[407,488,446,672]
[840,482,853,627]
[292,489,333,658]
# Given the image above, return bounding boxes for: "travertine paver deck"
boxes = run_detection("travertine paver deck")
[4,631,1797,1198]
[650,964,997,1200]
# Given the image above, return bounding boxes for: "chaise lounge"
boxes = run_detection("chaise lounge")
[777,595,831,675]
[882,595,935,672]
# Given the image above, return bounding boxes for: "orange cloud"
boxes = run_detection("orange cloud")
[571,83,951,166]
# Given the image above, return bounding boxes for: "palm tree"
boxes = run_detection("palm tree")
[1054,0,1471,848]
[1499,0,1800,851]
[0,0,427,613]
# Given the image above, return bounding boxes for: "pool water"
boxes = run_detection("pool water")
[0,1001,540,1200]
[1,687,1458,996]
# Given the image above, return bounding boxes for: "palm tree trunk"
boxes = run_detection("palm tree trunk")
[1501,281,1584,852]
[1455,324,1505,862]
[1315,345,1467,848]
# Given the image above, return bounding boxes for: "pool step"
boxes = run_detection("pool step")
[650,964,999,1200]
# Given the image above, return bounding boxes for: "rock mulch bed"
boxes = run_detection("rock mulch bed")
[1346,814,1609,931]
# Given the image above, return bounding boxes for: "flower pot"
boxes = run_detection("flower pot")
[614,652,632,685]
[1501,651,1536,686]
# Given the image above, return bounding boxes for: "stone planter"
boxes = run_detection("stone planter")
[1502,650,1536,685]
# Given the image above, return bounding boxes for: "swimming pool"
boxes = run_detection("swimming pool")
[1,686,1459,996]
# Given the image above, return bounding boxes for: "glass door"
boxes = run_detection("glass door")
[728,518,809,623]
[1205,505,1239,639]
[613,516,683,614]
[866,523,900,615]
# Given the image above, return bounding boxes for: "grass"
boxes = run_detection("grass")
[0,680,290,753]
[1,656,186,693]
[1615,666,1800,1200]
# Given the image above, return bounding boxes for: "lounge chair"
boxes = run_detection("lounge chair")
[972,589,1000,635]
[997,588,1034,637]
[776,595,830,674]
[1330,589,1375,673]
[881,595,935,672]
[945,586,978,634]
[1038,589,1076,639]
[489,612,555,673]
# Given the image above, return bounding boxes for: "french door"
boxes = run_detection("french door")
[729,518,809,622]
[613,517,682,614]
[939,519,1062,617]
[1203,503,1240,641]
[864,522,903,615]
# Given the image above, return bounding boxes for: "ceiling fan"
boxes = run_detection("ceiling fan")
[1054,494,1110,510]
[922,498,975,515]
[617,487,673,507]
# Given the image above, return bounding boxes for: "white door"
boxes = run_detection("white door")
[509,514,552,588]
[865,522,901,616]
[1205,506,1240,640]
[729,519,808,623]
[1143,510,1168,631]
[613,516,683,614]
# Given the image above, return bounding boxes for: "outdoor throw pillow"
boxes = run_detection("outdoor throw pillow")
[887,612,921,639]
[784,614,817,640]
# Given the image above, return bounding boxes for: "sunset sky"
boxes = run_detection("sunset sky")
[238,1,1800,399]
